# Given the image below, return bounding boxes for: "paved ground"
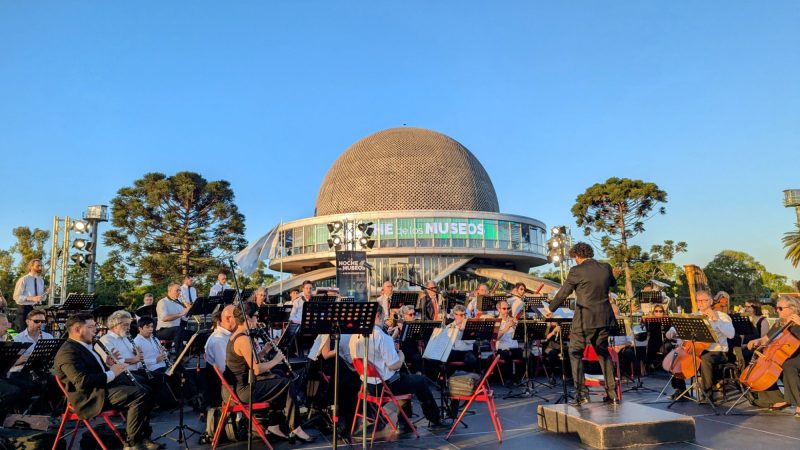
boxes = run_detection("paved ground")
[140,373,800,450]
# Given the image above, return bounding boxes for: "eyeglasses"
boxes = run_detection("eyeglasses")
[653,310,664,313]
[454,313,466,316]
[31,319,46,324]
[498,307,508,310]
[776,306,786,312]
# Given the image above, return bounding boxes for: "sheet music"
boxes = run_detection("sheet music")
[539,301,574,319]
[422,326,458,362]
[308,334,330,361]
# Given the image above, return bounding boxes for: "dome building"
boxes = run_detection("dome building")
[239,127,557,294]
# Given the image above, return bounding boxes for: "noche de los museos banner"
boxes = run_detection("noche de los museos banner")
[336,250,368,302]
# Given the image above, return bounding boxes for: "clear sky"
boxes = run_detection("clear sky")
[1,2,798,281]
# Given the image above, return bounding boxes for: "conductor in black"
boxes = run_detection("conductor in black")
[545,242,618,406]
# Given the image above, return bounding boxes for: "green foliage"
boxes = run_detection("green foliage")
[10,227,50,273]
[704,250,793,301]
[617,240,688,299]
[571,177,668,298]
[103,172,247,284]
[783,223,800,268]
[0,249,16,303]
[530,268,562,284]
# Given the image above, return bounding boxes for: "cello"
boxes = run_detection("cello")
[739,322,800,392]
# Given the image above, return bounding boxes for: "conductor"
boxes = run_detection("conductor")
[544,242,618,406]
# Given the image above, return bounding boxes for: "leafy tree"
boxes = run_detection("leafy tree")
[11,227,50,273]
[530,268,562,284]
[784,224,800,268]
[104,172,247,283]
[0,249,16,303]
[571,177,667,299]
[704,250,793,301]
[619,240,688,298]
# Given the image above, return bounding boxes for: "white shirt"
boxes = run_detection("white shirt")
[451,322,475,352]
[375,294,391,320]
[134,334,167,371]
[507,295,524,318]
[496,317,519,350]
[14,328,55,358]
[209,282,229,297]
[289,295,308,324]
[665,311,735,352]
[466,297,478,318]
[73,338,116,383]
[349,326,398,384]
[97,331,141,371]
[204,326,232,373]
[157,297,184,329]
[13,274,45,306]
[180,285,197,304]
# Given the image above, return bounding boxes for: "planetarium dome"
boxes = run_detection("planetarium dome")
[315,127,499,216]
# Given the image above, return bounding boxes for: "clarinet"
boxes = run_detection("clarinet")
[93,337,143,388]
[127,336,154,381]
[154,335,173,371]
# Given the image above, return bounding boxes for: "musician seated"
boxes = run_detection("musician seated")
[447,305,478,373]
[643,305,672,370]
[741,299,770,363]
[133,316,180,409]
[665,290,735,401]
[288,281,313,324]
[252,287,269,308]
[155,283,191,356]
[0,312,33,417]
[390,305,423,374]
[309,332,360,434]
[348,308,443,429]
[744,295,800,415]
[466,284,489,318]
[495,300,522,381]
[541,322,565,382]
[201,306,236,409]
[55,312,162,450]
[11,308,54,372]
[507,283,527,319]
[223,302,315,443]
[417,281,442,321]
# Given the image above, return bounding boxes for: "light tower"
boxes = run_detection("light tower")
[785,189,800,223]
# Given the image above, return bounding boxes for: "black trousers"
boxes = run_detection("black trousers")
[569,326,617,399]
[783,352,800,406]
[447,350,478,374]
[106,381,154,445]
[671,350,727,393]
[232,374,300,430]
[386,373,440,423]
[155,325,189,359]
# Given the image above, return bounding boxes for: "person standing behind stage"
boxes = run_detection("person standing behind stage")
[417,281,442,321]
[545,242,618,406]
[156,283,190,356]
[289,281,312,324]
[209,272,229,297]
[375,280,393,322]
[12,259,46,331]
[179,275,197,305]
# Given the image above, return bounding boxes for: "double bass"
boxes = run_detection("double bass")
[739,322,800,392]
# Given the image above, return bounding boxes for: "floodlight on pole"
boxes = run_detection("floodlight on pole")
[72,220,89,233]
[72,239,87,250]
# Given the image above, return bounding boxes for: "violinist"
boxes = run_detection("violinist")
[466,284,489,318]
[744,295,800,415]
[507,283,526,319]
[495,300,522,381]
[447,305,478,373]
[666,290,735,400]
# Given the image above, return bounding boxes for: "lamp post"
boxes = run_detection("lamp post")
[83,205,108,294]
[547,225,573,283]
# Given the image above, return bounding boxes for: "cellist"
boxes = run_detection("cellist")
[665,290,735,400]
[744,295,800,415]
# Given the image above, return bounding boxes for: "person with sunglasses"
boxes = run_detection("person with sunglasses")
[11,308,54,371]
[744,295,800,416]
[495,300,522,382]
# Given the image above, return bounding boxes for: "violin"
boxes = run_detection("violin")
[739,322,800,391]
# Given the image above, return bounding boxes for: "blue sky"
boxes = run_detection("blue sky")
[1,2,798,281]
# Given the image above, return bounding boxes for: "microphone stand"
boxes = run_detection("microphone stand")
[228,259,257,450]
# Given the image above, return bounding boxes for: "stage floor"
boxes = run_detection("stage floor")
[144,373,800,450]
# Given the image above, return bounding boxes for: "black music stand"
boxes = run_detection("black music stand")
[390,292,419,310]
[93,305,125,332]
[159,331,206,449]
[186,296,222,330]
[547,318,574,404]
[0,342,31,375]
[666,316,718,413]
[462,319,499,373]
[310,295,332,302]
[337,296,356,303]
[21,338,65,377]
[477,296,505,315]
[62,293,95,311]
[302,301,378,450]
[400,320,440,344]
[220,289,238,305]
[524,296,548,317]
[259,305,290,328]
[505,320,549,400]
[730,313,755,336]
[135,305,156,318]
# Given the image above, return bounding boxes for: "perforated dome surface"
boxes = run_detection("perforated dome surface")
[315,127,499,216]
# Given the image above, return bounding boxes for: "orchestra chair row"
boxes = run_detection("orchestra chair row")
[52,377,126,450]
[351,359,419,447]
[212,366,273,450]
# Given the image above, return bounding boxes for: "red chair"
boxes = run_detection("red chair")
[211,366,273,450]
[582,345,622,400]
[446,355,503,443]
[52,377,126,450]
[351,359,419,447]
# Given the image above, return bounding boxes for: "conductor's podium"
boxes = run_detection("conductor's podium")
[537,402,695,449]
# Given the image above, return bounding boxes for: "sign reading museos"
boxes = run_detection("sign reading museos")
[377,218,488,239]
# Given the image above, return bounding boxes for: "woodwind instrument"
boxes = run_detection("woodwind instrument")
[94,337,143,388]
[154,335,173,371]
[127,336,153,381]
[254,325,297,380]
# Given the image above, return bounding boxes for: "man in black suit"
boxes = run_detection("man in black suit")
[54,312,163,450]
[545,242,618,406]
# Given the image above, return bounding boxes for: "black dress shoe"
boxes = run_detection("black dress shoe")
[570,396,589,407]
[141,439,166,450]
[602,396,619,405]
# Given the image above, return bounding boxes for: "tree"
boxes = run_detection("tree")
[783,224,800,268]
[11,226,50,273]
[704,250,793,301]
[0,249,16,303]
[571,177,667,299]
[620,240,688,298]
[104,172,247,283]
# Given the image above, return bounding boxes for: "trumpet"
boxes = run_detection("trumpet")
[127,336,153,381]
[94,337,143,388]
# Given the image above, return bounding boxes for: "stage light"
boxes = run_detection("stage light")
[551,240,560,248]
[551,226,560,235]
[359,236,375,249]
[327,222,343,233]
[72,220,89,233]
[71,253,87,267]
[552,254,561,263]
[357,222,375,237]
[72,239,87,250]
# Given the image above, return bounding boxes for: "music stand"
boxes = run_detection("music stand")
[159,331,207,448]
[260,305,290,328]
[302,301,378,450]
[390,292,418,310]
[400,320,440,344]
[236,288,255,304]
[220,289,238,305]
[135,305,156,318]
[477,296,504,315]
[505,320,549,400]
[62,293,95,311]
[0,342,31,375]
[186,296,222,328]
[666,316,718,413]
[310,295,331,302]
[21,338,65,376]
[337,296,356,303]
[547,318,574,404]
[730,313,755,336]
[524,296,548,317]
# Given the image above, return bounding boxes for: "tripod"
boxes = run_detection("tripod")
[552,320,574,404]
[157,333,205,449]
[504,320,548,401]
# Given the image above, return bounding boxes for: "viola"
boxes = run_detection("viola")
[739,323,800,392]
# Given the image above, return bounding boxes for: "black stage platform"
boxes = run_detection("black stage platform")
[86,372,800,449]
